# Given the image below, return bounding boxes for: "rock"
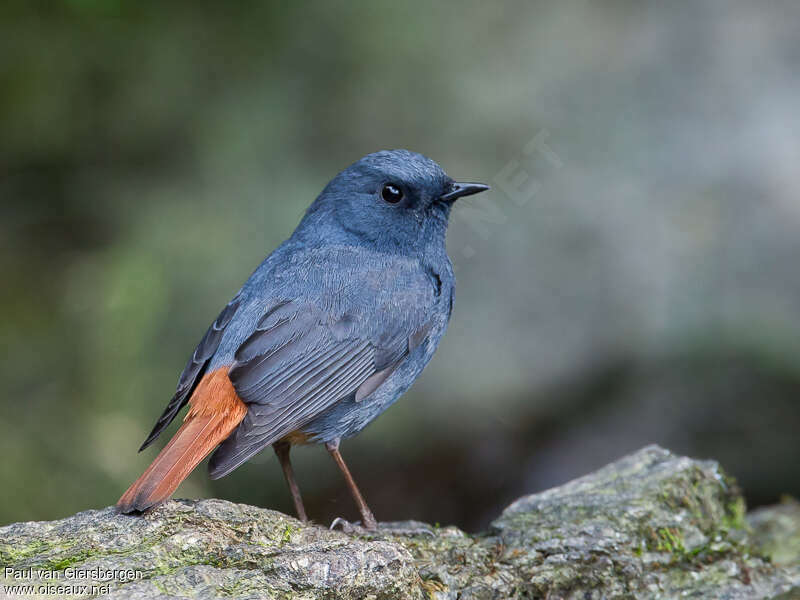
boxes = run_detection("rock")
[1,445,798,599]
[749,497,800,583]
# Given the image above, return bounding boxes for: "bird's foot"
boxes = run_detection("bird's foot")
[329,517,364,533]
[329,517,435,537]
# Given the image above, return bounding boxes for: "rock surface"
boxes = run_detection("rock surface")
[1,445,798,599]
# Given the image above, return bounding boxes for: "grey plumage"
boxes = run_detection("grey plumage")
[134,149,489,519]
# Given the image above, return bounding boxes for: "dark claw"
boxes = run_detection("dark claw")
[329,517,362,533]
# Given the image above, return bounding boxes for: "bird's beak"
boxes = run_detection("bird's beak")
[439,181,490,203]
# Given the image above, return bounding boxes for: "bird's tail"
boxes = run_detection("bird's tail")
[117,368,247,513]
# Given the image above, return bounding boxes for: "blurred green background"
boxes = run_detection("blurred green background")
[2,1,799,530]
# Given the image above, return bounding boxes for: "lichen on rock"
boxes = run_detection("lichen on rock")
[1,445,798,599]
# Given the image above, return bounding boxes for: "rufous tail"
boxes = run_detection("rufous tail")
[117,367,247,513]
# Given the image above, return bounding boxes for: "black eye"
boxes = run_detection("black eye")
[381,183,403,204]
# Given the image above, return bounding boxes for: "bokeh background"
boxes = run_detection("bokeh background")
[2,1,799,530]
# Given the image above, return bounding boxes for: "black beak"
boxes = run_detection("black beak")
[439,181,490,202]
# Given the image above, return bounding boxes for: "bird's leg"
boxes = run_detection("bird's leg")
[273,441,308,523]
[325,439,378,530]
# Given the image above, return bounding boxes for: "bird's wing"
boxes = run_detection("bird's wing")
[138,295,241,451]
[207,299,427,478]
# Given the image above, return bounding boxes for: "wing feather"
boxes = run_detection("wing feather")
[138,295,241,451]
[208,301,384,477]
[207,298,433,479]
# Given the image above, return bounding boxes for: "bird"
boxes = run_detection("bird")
[117,149,489,529]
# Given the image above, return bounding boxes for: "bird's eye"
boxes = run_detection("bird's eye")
[381,183,403,204]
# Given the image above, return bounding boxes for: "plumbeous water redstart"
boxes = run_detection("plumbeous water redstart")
[117,150,489,529]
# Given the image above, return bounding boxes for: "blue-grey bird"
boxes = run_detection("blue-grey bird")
[117,150,489,529]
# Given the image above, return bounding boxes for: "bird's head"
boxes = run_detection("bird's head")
[297,149,489,251]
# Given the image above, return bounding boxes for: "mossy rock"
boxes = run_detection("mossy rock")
[1,446,798,599]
